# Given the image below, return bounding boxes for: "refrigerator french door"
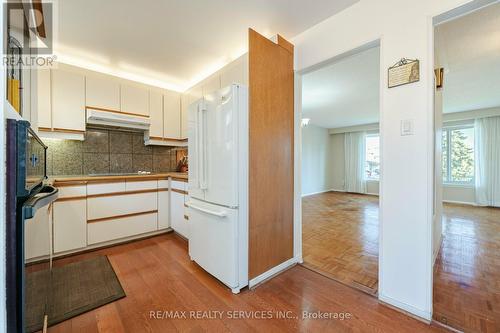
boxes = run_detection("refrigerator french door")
[187,84,248,293]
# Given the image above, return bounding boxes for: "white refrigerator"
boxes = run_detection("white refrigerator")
[187,84,248,294]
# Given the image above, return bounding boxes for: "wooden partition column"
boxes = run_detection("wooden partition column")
[248,29,295,281]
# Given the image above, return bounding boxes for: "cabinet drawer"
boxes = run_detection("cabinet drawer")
[125,180,157,191]
[171,180,187,191]
[57,185,86,198]
[158,180,169,189]
[87,182,126,195]
[87,192,157,220]
[88,212,157,245]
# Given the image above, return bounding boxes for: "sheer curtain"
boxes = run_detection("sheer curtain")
[344,131,367,194]
[475,116,500,207]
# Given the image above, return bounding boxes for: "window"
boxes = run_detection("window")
[365,134,380,180]
[442,126,475,185]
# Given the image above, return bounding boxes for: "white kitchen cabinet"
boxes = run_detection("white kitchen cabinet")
[158,189,170,230]
[149,90,163,139]
[36,68,51,129]
[202,74,221,98]
[181,86,202,139]
[53,199,87,253]
[86,74,121,111]
[51,69,86,132]
[164,90,181,139]
[88,212,157,245]
[121,84,149,117]
[171,180,188,238]
[25,204,51,260]
[220,54,248,87]
[87,192,157,220]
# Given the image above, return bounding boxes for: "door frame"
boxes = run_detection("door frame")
[293,39,383,282]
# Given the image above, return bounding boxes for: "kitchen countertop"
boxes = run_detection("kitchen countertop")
[50,172,188,186]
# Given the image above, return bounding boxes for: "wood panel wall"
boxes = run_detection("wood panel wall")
[248,29,294,279]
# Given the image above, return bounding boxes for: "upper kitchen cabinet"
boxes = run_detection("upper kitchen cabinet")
[36,68,51,130]
[148,90,163,139]
[181,85,202,139]
[120,84,150,117]
[86,74,121,111]
[220,54,248,87]
[201,73,221,98]
[164,90,181,140]
[51,69,86,133]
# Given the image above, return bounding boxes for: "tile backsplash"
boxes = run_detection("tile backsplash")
[45,128,185,176]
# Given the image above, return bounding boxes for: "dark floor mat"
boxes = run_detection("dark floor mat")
[25,256,126,332]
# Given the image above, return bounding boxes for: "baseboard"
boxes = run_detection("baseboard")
[249,257,298,288]
[378,294,432,322]
[302,189,334,197]
[433,233,443,266]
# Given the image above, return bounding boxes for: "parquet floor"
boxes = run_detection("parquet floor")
[302,191,379,295]
[433,203,500,333]
[40,233,447,332]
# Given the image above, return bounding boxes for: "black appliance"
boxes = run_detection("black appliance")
[6,119,58,333]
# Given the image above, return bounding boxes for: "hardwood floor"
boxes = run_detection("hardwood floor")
[40,233,447,332]
[302,191,379,295]
[433,203,500,333]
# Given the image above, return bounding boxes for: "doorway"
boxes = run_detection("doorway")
[433,3,500,332]
[299,44,381,296]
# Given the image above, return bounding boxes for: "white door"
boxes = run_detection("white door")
[188,100,205,201]
[188,198,238,288]
[204,86,238,207]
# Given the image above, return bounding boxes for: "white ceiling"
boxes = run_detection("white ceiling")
[302,46,380,129]
[53,0,358,91]
[435,2,500,113]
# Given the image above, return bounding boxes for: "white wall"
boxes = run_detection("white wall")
[292,0,477,320]
[301,125,333,195]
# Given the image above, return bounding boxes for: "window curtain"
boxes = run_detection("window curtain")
[344,131,367,194]
[475,116,500,207]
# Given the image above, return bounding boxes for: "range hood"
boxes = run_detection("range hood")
[86,108,150,130]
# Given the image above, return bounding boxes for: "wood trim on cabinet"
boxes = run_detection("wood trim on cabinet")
[87,188,158,199]
[86,106,150,119]
[38,127,85,134]
[158,188,169,192]
[87,210,158,224]
[55,196,87,202]
[171,177,188,182]
[149,136,188,143]
[52,180,88,187]
[53,128,86,134]
[171,188,188,195]
[248,29,294,280]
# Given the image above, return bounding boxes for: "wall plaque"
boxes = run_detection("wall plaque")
[388,58,420,88]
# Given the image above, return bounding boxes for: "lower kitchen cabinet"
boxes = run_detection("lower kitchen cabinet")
[158,183,170,229]
[53,199,87,253]
[171,179,188,238]
[87,212,157,245]
[25,204,51,260]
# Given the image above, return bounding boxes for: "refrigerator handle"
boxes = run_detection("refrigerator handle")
[199,103,208,190]
[186,201,227,217]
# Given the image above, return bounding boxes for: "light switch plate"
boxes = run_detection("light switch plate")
[401,119,414,136]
